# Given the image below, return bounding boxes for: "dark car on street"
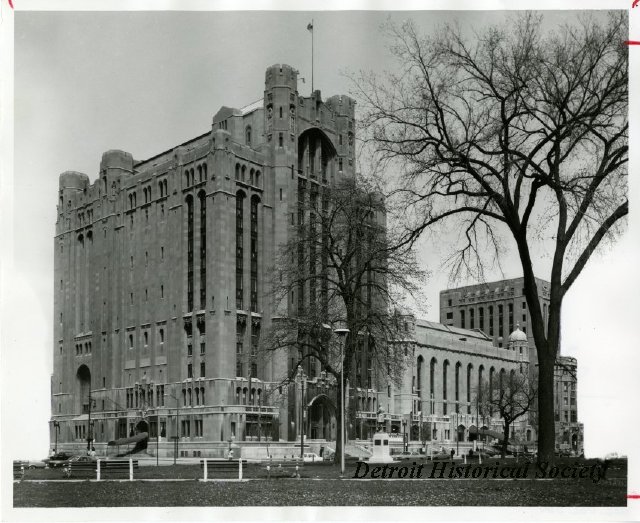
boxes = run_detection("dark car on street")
[44,452,74,468]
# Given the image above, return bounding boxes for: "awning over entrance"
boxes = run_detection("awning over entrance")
[107,432,149,446]
[468,427,504,440]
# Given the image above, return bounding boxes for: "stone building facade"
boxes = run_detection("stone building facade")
[439,277,583,453]
[52,64,361,456]
[51,65,545,456]
[380,318,534,446]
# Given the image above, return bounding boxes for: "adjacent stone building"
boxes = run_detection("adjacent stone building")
[439,278,583,453]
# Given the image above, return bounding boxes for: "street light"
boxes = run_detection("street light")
[298,368,307,460]
[402,419,408,452]
[165,389,180,466]
[53,420,60,454]
[334,326,350,477]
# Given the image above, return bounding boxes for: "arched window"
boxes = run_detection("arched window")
[466,364,473,413]
[202,163,207,180]
[197,165,202,183]
[250,195,259,312]
[144,332,148,346]
[201,387,205,404]
[188,388,192,406]
[241,165,246,183]
[245,126,252,146]
[235,163,241,181]
[249,168,255,185]
[195,388,200,405]
[129,334,134,349]
[182,389,186,407]
[236,387,241,404]
[186,195,194,312]
[416,356,424,396]
[455,362,461,412]
[236,191,246,310]
[159,328,164,343]
[255,170,261,187]
[442,360,449,414]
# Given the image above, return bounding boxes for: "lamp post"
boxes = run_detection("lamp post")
[165,389,180,466]
[53,420,60,454]
[298,368,306,460]
[86,390,96,452]
[402,419,408,453]
[334,326,350,477]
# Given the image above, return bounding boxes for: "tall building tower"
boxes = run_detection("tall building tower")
[50,64,362,456]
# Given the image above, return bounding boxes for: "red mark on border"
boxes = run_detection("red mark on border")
[633,0,639,7]
[7,0,13,8]
[628,494,640,499]
[625,41,640,45]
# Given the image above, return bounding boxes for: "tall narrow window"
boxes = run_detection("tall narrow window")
[489,306,494,336]
[250,196,259,312]
[479,307,484,332]
[199,191,207,310]
[186,195,194,312]
[508,303,514,334]
[236,192,245,310]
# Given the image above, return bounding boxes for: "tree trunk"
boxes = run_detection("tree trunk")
[537,353,556,463]
[501,421,510,459]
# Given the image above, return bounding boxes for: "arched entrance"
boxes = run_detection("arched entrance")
[307,394,336,441]
[468,425,477,442]
[136,420,149,434]
[297,127,337,181]
[457,424,465,442]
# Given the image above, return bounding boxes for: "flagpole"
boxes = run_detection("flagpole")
[311,18,314,93]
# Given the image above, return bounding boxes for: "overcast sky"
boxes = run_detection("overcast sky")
[4,7,640,471]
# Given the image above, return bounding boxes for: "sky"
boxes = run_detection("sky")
[3,6,640,478]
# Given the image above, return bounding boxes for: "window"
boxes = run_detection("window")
[161,285,164,299]
[194,419,203,437]
[200,362,206,377]
[460,310,465,329]
[278,133,283,147]
[129,334,134,349]
[188,364,193,378]
[144,332,148,346]
[446,312,453,320]
[245,126,252,146]
[200,342,205,355]
[469,309,474,329]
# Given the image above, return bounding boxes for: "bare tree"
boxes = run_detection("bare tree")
[262,175,426,460]
[475,371,537,458]
[353,12,628,462]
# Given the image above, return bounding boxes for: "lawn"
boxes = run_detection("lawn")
[12,459,627,507]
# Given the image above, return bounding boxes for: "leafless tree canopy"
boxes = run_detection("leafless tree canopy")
[352,12,627,462]
[476,370,537,457]
[263,176,426,386]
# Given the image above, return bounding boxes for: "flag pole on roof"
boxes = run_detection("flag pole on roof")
[307,20,314,93]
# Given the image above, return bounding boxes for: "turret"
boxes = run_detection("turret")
[99,149,134,198]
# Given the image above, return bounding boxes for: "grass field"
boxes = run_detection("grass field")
[12,458,627,507]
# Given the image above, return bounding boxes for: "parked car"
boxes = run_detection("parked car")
[68,455,97,463]
[27,460,47,469]
[44,452,74,468]
[302,452,321,463]
[430,451,453,461]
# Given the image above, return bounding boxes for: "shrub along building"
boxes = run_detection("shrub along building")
[51,64,540,457]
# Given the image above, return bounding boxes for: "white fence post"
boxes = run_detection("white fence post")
[129,458,133,481]
[238,459,243,480]
[203,460,208,482]
[96,459,101,481]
